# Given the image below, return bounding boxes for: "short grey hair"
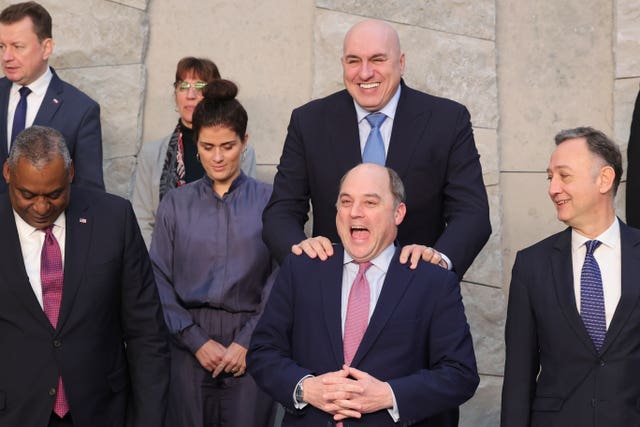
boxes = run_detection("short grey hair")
[338,164,406,208]
[554,126,622,195]
[8,126,71,174]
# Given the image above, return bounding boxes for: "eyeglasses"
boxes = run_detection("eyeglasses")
[176,81,207,93]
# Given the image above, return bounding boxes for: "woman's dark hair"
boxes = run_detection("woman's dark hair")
[192,79,247,140]
[173,57,220,87]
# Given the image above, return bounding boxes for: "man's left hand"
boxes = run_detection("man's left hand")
[329,365,394,420]
[399,244,448,270]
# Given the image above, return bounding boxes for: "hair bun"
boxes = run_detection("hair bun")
[202,79,238,101]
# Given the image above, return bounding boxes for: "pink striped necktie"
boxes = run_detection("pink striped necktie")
[41,225,69,417]
[343,261,372,366]
[338,262,372,427]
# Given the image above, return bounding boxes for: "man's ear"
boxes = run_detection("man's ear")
[67,162,75,184]
[394,202,406,225]
[599,165,615,194]
[2,160,10,184]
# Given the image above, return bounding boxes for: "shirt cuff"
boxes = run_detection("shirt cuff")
[386,382,400,422]
[440,252,453,271]
[293,374,314,409]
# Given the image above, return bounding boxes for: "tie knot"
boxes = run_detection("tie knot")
[585,240,602,255]
[355,261,373,275]
[365,112,386,129]
[19,86,31,97]
[40,224,55,235]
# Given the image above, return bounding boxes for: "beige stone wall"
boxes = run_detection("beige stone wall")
[3,0,637,425]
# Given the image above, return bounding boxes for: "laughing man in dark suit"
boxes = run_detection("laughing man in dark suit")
[262,19,490,280]
[249,163,478,426]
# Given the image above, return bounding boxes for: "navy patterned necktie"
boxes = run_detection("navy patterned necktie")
[580,240,606,351]
[11,86,31,145]
[363,112,386,165]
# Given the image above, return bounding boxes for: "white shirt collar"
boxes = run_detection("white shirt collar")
[343,243,396,273]
[571,217,620,252]
[11,66,52,97]
[13,209,66,236]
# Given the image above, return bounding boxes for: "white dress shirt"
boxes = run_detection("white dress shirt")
[571,218,621,328]
[353,87,453,271]
[14,211,66,309]
[293,244,400,421]
[6,66,53,149]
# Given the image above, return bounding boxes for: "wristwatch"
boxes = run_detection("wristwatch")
[295,381,305,403]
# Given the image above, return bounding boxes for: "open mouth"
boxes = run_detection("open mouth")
[359,82,380,89]
[350,225,370,239]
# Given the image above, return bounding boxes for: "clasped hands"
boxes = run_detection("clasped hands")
[292,236,448,269]
[195,340,247,377]
[302,365,393,421]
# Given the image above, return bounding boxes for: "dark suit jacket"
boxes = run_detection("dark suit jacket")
[262,82,491,279]
[501,222,640,427]
[248,246,479,426]
[626,88,640,227]
[0,188,169,427]
[0,68,105,192]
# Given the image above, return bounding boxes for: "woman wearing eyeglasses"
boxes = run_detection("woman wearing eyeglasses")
[132,57,256,247]
[150,79,275,426]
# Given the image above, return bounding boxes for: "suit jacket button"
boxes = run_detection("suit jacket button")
[599,359,605,367]
[591,398,597,407]
[53,340,62,348]
[49,388,56,396]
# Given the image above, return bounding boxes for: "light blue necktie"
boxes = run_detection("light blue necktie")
[363,112,387,165]
[580,240,606,351]
[11,86,31,145]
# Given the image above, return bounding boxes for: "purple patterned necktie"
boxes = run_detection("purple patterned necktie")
[580,240,606,351]
[11,86,31,145]
[41,225,69,417]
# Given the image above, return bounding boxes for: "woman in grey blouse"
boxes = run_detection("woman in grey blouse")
[150,79,275,426]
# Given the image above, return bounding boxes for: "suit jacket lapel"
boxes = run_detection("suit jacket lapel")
[386,82,432,177]
[0,195,52,326]
[600,222,640,353]
[326,90,362,173]
[0,78,12,160]
[57,191,91,331]
[551,228,597,353]
[352,249,411,366]
[321,245,348,367]
[33,69,63,126]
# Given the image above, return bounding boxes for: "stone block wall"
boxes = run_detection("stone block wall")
[1,0,637,425]
[0,0,150,197]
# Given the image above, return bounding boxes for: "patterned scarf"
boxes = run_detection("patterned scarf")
[159,120,186,200]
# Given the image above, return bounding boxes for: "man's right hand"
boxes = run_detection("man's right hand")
[302,369,363,418]
[291,236,334,260]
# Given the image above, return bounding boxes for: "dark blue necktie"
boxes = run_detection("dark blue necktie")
[363,112,386,165]
[11,86,31,145]
[580,240,606,351]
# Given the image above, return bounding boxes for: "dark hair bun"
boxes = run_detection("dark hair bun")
[202,79,238,102]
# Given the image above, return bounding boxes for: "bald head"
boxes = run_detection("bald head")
[343,20,402,56]
[341,20,405,112]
